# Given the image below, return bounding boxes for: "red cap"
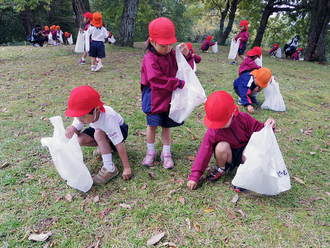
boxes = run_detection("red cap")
[149,17,177,45]
[186,43,194,54]
[83,12,93,21]
[250,67,272,88]
[298,47,303,51]
[65,86,105,117]
[204,91,239,129]
[273,43,278,48]
[239,20,248,30]
[246,46,262,58]
[207,35,212,41]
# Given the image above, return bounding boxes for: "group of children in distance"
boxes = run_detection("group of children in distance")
[63,17,276,193]
[31,23,72,47]
[269,35,303,61]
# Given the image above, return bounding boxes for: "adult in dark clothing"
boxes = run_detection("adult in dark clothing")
[31,23,45,47]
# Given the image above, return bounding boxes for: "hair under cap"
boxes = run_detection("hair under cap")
[65,85,105,117]
[204,91,239,129]
[186,43,194,53]
[250,67,272,88]
[149,17,177,45]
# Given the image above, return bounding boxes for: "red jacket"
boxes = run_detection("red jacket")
[239,56,261,76]
[186,51,202,69]
[235,30,249,49]
[291,51,300,60]
[188,112,264,183]
[141,49,185,114]
[201,40,215,50]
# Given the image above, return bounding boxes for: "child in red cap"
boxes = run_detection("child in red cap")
[77,12,93,65]
[269,43,279,57]
[230,20,249,65]
[238,46,262,76]
[291,47,303,61]
[186,43,202,70]
[87,12,108,71]
[233,67,272,113]
[141,17,190,169]
[200,35,215,53]
[65,85,132,184]
[187,91,276,191]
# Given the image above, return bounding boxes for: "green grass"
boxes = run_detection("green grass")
[0,43,329,247]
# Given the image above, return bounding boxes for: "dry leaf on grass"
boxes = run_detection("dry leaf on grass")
[185,218,191,230]
[310,152,316,155]
[28,232,52,242]
[231,194,239,203]
[204,208,214,213]
[309,196,315,202]
[194,224,201,232]
[236,209,245,218]
[187,156,195,161]
[146,232,165,245]
[65,194,72,202]
[292,176,305,184]
[54,196,62,202]
[98,212,104,220]
[177,178,184,186]
[19,228,32,242]
[228,213,235,219]
[167,188,181,199]
[1,161,10,169]
[147,171,156,179]
[119,203,131,209]
[179,196,185,204]
[141,183,147,189]
[94,195,100,203]
[158,242,177,247]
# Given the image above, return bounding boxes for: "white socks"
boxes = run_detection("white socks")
[102,153,115,172]
[163,145,170,153]
[147,143,156,152]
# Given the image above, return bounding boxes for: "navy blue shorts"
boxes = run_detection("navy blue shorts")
[82,123,128,152]
[147,111,183,128]
[89,40,105,58]
[238,48,246,55]
[214,145,246,171]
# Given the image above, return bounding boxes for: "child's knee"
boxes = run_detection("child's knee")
[215,141,231,153]
[94,129,107,141]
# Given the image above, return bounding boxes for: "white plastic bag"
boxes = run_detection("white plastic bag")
[74,31,84,53]
[276,47,282,58]
[59,31,64,44]
[232,125,291,195]
[40,116,93,193]
[108,36,116,43]
[255,55,263,67]
[193,61,197,72]
[48,33,54,45]
[261,77,286,111]
[228,39,239,60]
[169,45,207,123]
[85,31,90,52]
[68,36,73,45]
[212,42,218,53]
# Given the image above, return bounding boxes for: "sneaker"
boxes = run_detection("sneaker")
[33,43,40,47]
[161,152,174,169]
[91,66,96,72]
[238,97,242,105]
[93,148,101,156]
[143,150,157,166]
[250,96,259,105]
[93,165,119,185]
[206,166,228,182]
[77,58,86,64]
[95,63,103,71]
[230,61,236,65]
[233,185,248,193]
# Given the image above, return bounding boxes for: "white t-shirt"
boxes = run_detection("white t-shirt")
[72,106,125,146]
[88,26,108,42]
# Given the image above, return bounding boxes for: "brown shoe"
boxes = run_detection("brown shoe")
[93,165,119,185]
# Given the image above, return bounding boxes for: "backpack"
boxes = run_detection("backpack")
[283,38,294,51]
[26,35,32,43]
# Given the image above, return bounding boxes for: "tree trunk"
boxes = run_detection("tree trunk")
[21,5,32,35]
[219,0,239,45]
[71,0,91,30]
[304,0,330,62]
[217,0,230,44]
[251,0,275,47]
[117,0,139,47]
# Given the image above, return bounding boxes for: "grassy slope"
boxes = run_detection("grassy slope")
[0,43,329,247]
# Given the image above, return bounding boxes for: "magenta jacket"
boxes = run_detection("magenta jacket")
[188,112,264,183]
[201,40,215,50]
[239,56,261,76]
[186,51,202,69]
[141,49,185,114]
[235,31,249,49]
[291,51,299,60]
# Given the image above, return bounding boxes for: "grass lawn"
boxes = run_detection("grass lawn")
[0,42,329,247]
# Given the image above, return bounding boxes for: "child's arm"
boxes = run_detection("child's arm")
[264,118,276,129]
[115,142,131,180]
[179,43,189,57]
[240,31,249,43]
[193,53,202,63]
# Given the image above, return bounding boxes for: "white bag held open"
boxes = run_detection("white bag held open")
[231,125,291,195]
[261,76,286,111]
[74,31,84,53]
[228,39,239,60]
[212,42,218,53]
[40,116,93,193]
[169,45,207,123]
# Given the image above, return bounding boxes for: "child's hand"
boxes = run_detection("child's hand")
[264,118,276,129]
[179,43,189,57]
[187,180,197,190]
[122,167,131,180]
[65,126,77,139]
[247,105,254,114]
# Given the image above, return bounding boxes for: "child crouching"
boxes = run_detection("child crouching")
[65,85,132,184]
[187,91,275,191]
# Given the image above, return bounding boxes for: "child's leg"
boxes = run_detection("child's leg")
[91,57,96,66]
[239,54,245,60]
[77,133,98,147]
[161,127,174,169]
[82,51,87,59]
[143,125,157,166]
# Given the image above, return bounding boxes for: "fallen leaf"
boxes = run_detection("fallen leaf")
[103,208,111,215]
[179,196,185,204]
[14,131,20,136]
[147,171,156,179]
[65,194,72,202]
[146,232,165,245]
[325,192,330,197]
[224,237,229,244]
[119,203,131,209]
[228,213,235,219]
[169,178,175,184]
[185,218,191,230]
[187,156,195,161]
[310,152,316,155]
[236,209,245,218]
[317,220,326,226]
[94,195,99,203]
[177,178,184,186]
[19,228,32,242]
[98,211,104,220]
[306,207,314,211]
[158,241,177,247]
[28,232,52,242]
[167,188,181,199]
[54,196,62,202]
[293,176,305,184]
[315,197,328,202]
[194,224,201,232]
[10,230,16,234]
[141,183,147,189]
[237,220,242,226]
[283,223,288,227]
[309,196,315,203]
[231,194,239,203]
[204,207,214,213]
[1,161,10,169]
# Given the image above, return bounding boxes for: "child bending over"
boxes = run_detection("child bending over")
[238,46,262,76]
[200,36,215,53]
